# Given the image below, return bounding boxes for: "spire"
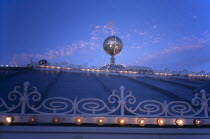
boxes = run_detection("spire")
[106,22,115,36]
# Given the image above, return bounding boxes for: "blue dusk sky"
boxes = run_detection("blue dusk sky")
[0,0,210,71]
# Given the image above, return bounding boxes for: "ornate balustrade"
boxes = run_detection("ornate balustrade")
[0,81,209,118]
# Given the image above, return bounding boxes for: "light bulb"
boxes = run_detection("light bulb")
[3,116,13,126]
[97,117,104,125]
[175,118,184,126]
[157,118,165,126]
[118,118,125,125]
[137,118,145,126]
[29,116,37,124]
[194,119,202,126]
[75,117,83,125]
[52,116,60,124]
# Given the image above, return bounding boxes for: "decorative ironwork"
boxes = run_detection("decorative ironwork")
[0,81,210,118]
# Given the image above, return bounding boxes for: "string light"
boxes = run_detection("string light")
[118,118,125,125]
[137,118,145,126]
[52,116,60,124]
[75,117,83,125]
[194,119,202,126]
[2,62,209,79]
[29,116,37,124]
[3,116,13,126]
[175,118,184,126]
[157,118,165,126]
[97,117,104,125]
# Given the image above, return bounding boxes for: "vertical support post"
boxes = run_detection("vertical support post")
[73,98,77,115]
[164,100,168,116]
[119,86,125,116]
[110,55,115,65]
[21,81,29,114]
[200,89,208,118]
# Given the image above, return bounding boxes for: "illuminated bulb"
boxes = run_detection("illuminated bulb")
[157,118,165,126]
[175,118,184,126]
[52,116,60,124]
[29,116,37,124]
[75,117,83,125]
[137,118,145,126]
[97,117,104,125]
[194,119,202,126]
[3,116,13,126]
[118,118,125,125]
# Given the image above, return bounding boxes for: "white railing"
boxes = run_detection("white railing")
[0,81,210,118]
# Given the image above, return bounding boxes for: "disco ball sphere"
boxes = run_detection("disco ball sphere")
[103,36,123,56]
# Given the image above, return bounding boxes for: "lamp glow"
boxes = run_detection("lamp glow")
[118,118,125,125]
[137,118,145,126]
[157,118,165,126]
[75,117,83,125]
[97,117,104,125]
[175,118,184,126]
[3,116,13,126]
[194,119,202,126]
[29,116,37,124]
[52,116,60,124]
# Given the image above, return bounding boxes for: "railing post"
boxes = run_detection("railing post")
[200,89,208,118]
[73,98,77,115]
[119,86,125,116]
[164,100,168,116]
[21,81,29,114]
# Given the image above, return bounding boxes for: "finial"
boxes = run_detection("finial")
[120,85,125,92]
[106,22,115,35]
